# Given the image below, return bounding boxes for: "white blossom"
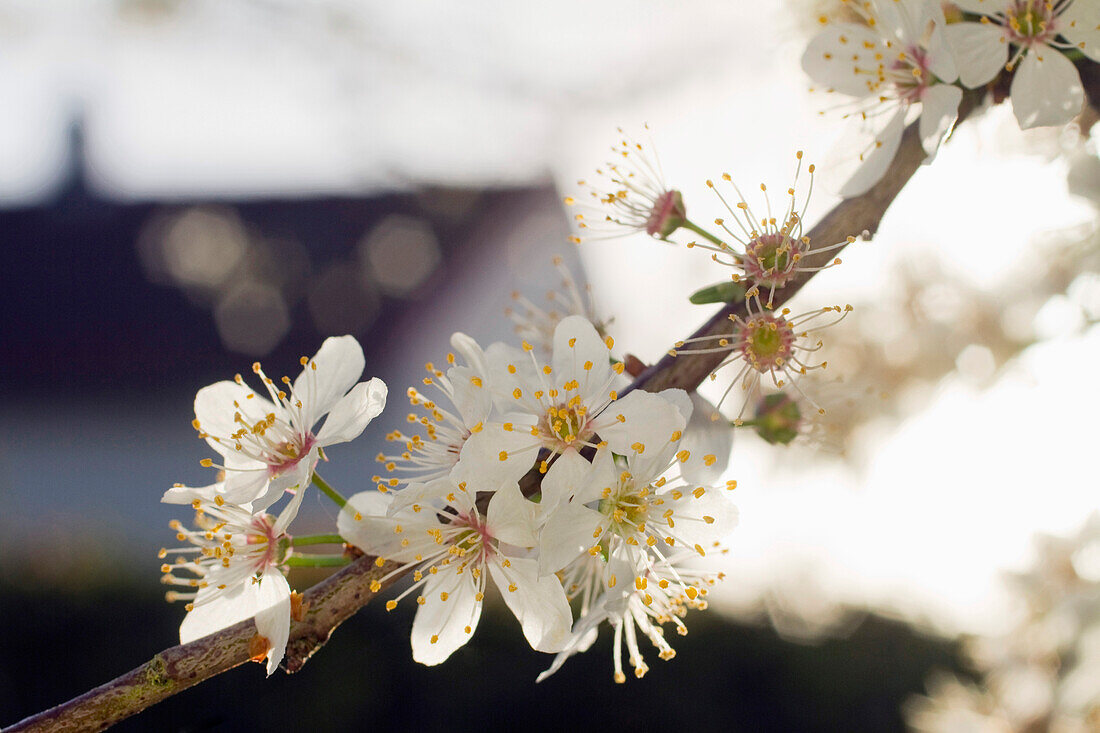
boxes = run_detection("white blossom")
[802,0,962,196]
[182,336,387,512]
[338,479,572,665]
[946,0,1100,129]
[374,333,490,494]
[160,483,303,675]
[456,315,687,486]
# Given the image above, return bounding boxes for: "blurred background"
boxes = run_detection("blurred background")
[1,1,1099,730]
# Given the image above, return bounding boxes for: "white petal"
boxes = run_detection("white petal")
[445,365,492,428]
[538,448,593,514]
[665,489,740,548]
[273,484,308,534]
[338,490,430,562]
[594,390,687,458]
[1061,0,1100,63]
[449,332,489,380]
[489,557,573,653]
[253,573,292,676]
[222,468,272,507]
[411,569,481,665]
[678,393,734,486]
[918,83,963,157]
[952,0,999,12]
[194,380,268,451]
[251,457,316,514]
[924,24,959,84]
[387,476,459,515]
[538,501,602,575]
[315,377,387,446]
[453,425,537,489]
[536,598,608,683]
[944,22,1007,88]
[656,387,693,424]
[161,481,223,505]
[801,24,885,98]
[835,107,907,198]
[1010,48,1084,129]
[551,315,612,403]
[486,481,539,547]
[294,335,365,425]
[180,570,290,657]
[572,446,618,505]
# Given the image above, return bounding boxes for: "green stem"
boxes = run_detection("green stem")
[312,473,346,509]
[682,219,726,247]
[286,554,351,568]
[292,533,346,547]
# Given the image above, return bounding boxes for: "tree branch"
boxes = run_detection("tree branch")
[7,73,1089,732]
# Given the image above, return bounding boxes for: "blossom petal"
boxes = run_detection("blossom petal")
[489,557,572,653]
[944,22,1006,88]
[952,0,997,12]
[450,332,489,381]
[1061,0,1100,63]
[222,468,272,507]
[486,481,539,548]
[538,501,602,576]
[339,490,429,562]
[551,315,612,404]
[594,390,687,458]
[453,424,537,488]
[161,481,223,505]
[411,568,480,665]
[179,571,290,653]
[801,23,886,98]
[316,377,387,446]
[1010,48,1084,129]
[538,448,593,514]
[924,23,959,84]
[194,380,269,455]
[918,83,963,158]
[294,335,365,425]
[835,107,906,198]
[253,573,292,676]
[445,365,492,428]
[678,393,734,486]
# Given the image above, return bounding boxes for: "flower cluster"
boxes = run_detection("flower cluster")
[161,336,387,674]
[802,0,1100,196]
[342,315,740,681]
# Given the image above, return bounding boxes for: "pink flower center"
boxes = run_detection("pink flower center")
[267,433,316,477]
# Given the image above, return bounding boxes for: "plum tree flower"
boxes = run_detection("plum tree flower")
[456,315,688,485]
[505,256,612,355]
[946,0,1100,129]
[537,445,738,579]
[337,479,573,665]
[671,302,853,422]
[159,484,303,675]
[538,547,726,683]
[186,335,387,512]
[373,333,489,492]
[686,152,856,309]
[565,127,687,242]
[802,0,962,196]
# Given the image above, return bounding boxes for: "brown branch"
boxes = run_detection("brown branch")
[8,70,1091,732]
[4,556,405,733]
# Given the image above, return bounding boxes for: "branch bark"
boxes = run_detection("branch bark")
[5,77,1081,733]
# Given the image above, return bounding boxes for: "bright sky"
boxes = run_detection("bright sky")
[2,1,1097,637]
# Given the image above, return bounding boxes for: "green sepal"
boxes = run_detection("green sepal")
[689,280,746,305]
